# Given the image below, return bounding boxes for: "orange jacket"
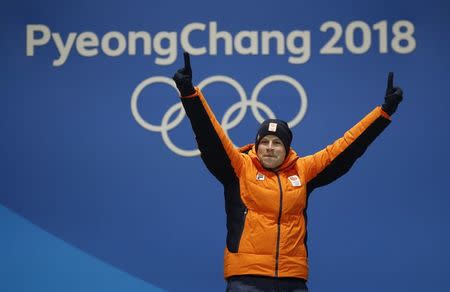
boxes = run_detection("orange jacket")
[181,87,391,280]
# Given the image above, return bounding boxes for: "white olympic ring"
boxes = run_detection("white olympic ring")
[130,75,308,157]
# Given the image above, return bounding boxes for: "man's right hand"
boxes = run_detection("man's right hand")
[172,52,196,97]
[382,72,404,116]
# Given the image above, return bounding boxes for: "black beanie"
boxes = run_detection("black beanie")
[255,119,292,152]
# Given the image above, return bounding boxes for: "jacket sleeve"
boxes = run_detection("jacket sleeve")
[180,87,245,184]
[303,106,391,193]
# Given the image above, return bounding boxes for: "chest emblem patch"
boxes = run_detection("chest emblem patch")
[256,173,265,181]
[288,175,301,187]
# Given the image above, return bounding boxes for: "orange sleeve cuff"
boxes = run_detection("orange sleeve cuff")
[180,87,200,99]
[378,106,392,120]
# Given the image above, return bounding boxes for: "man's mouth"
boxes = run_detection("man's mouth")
[264,155,276,158]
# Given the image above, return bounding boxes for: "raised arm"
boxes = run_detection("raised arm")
[172,52,244,184]
[303,72,404,192]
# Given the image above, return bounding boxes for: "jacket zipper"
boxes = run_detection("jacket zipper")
[274,173,283,277]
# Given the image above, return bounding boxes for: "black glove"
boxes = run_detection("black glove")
[172,52,196,97]
[382,72,403,116]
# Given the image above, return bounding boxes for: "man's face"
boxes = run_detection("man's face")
[256,135,287,170]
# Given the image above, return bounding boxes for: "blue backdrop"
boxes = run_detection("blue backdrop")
[2,0,450,291]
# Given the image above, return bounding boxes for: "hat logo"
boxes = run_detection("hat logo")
[268,123,278,132]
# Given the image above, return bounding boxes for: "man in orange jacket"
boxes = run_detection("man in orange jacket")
[173,52,403,292]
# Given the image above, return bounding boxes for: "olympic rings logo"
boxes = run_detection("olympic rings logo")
[131,75,308,157]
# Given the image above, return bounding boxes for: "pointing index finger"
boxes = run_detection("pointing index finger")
[183,52,191,71]
[387,72,394,91]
